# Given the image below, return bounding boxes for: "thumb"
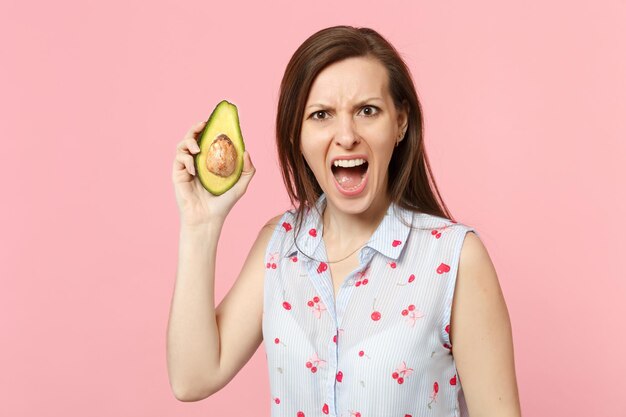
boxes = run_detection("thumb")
[241,150,255,177]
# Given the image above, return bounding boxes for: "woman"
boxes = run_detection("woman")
[168,25,522,417]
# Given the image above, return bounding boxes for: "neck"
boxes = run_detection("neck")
[321,192,391,251]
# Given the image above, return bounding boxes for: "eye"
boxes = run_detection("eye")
[360,105,380,117]
[310,110,330,121]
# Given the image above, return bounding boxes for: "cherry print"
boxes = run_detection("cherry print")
[274,338,279,344]
[309,228,317,237]
[405,415,413,417]
[336,371,343,382]
[305,352,326,373]
[333,334,337,343]
[445,324,450,334]
[450,374,457,385]
[371,298,381,321]
[388,261,397,269]
[397,273,416,286]
[266,262,271,268]
[282,291,292,310]
[317,262,328,273]
[355,281,361,287]
[408,274,415,283]
[273,396,280,404]
[408,304,415,311]
[307,296,327,318]
[362,278,368,285]
[427,381,440,408]
[358,350,371,359]
[443,343,452,350]
[282,222,292,231]
[297,412,305,417]
[267,252,279,269]
[436,262,451,274]
[291,256,298,262]
[322,403,329,414]
[271,263,277,269]
[392,239,402,247]
[392,361,414,384]
[401,303,425,326]
[402,309,408,316]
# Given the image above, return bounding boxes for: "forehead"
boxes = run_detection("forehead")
[306,56,390,103]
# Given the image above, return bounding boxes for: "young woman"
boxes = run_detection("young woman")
[168,25,522,417]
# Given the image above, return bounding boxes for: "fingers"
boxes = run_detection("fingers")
[177,121,206,151]
[241,150,256,175]
[175,152,196,176]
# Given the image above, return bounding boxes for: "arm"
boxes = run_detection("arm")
[166,214,282,401]
[450,232,523,417]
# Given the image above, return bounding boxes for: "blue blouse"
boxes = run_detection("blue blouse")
[262,193,479,417]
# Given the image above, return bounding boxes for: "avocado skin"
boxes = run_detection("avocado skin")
[194,100,245,196]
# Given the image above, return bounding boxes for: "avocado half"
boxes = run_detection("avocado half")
[194,100,245,196]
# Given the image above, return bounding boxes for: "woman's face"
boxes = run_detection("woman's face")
[300,56,408,215]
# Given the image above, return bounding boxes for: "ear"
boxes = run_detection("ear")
[397,100,409,140]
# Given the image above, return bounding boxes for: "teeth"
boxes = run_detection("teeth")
[333,158,366,168]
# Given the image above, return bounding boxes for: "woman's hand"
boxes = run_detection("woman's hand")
[172,121,256,228]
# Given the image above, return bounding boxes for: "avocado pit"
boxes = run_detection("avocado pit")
[206,133,237,177]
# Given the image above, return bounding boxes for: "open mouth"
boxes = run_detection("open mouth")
[331,161,369,191]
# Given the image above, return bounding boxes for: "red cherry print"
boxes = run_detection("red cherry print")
[274,338,280,344]
[333,334,337,343]
[443,343,452,350]
[389,261,397,269]
[313,296,320,303]
[433,381,439,393]
[362,278,368,285]
[317,262,328,273]
[282,222,292,231]
[274,396,280,404]
[371,298,381,321]
[307,300,314,307]
[309,228,317,237]
[397,377,404,384]
[271,263,277,269]
[408,304,415,311]
[392,372,399,379]
[359,350,364,357]
[408,274,415,283]
[291,256,298,262]
[405,415,413,417]
[266,262,271,268]
[355,413,361,417]
[401,309,408,316]
[297,412,305,417]
[436,232,441,238]
[322,404,329,414]
[445,324,450,334]
[282,301,292,310]
[355,281,361,287]
[306,361,312,368]
[311,366,317,373]
[450,374,457,385]
[392,239,402,247]
[431,230,437,235]
[336,371,343,382]
[436,262,451,274]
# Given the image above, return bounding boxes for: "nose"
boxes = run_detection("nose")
[333,114,360,148]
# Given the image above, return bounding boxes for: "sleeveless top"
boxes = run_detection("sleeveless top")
[262,193,479,417]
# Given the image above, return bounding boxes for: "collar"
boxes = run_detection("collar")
[283,193,414,261]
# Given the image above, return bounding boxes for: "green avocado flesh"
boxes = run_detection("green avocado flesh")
[194,100,245,196]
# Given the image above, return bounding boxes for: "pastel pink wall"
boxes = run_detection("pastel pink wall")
[1,0,624,416]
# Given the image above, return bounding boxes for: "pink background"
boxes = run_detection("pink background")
[2,0,625,415]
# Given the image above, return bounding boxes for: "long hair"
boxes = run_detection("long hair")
[275,25,456,236]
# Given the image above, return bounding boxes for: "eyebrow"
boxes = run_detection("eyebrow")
[305,97,384,110]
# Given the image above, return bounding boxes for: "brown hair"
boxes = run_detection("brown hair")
[275,25,456,235]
